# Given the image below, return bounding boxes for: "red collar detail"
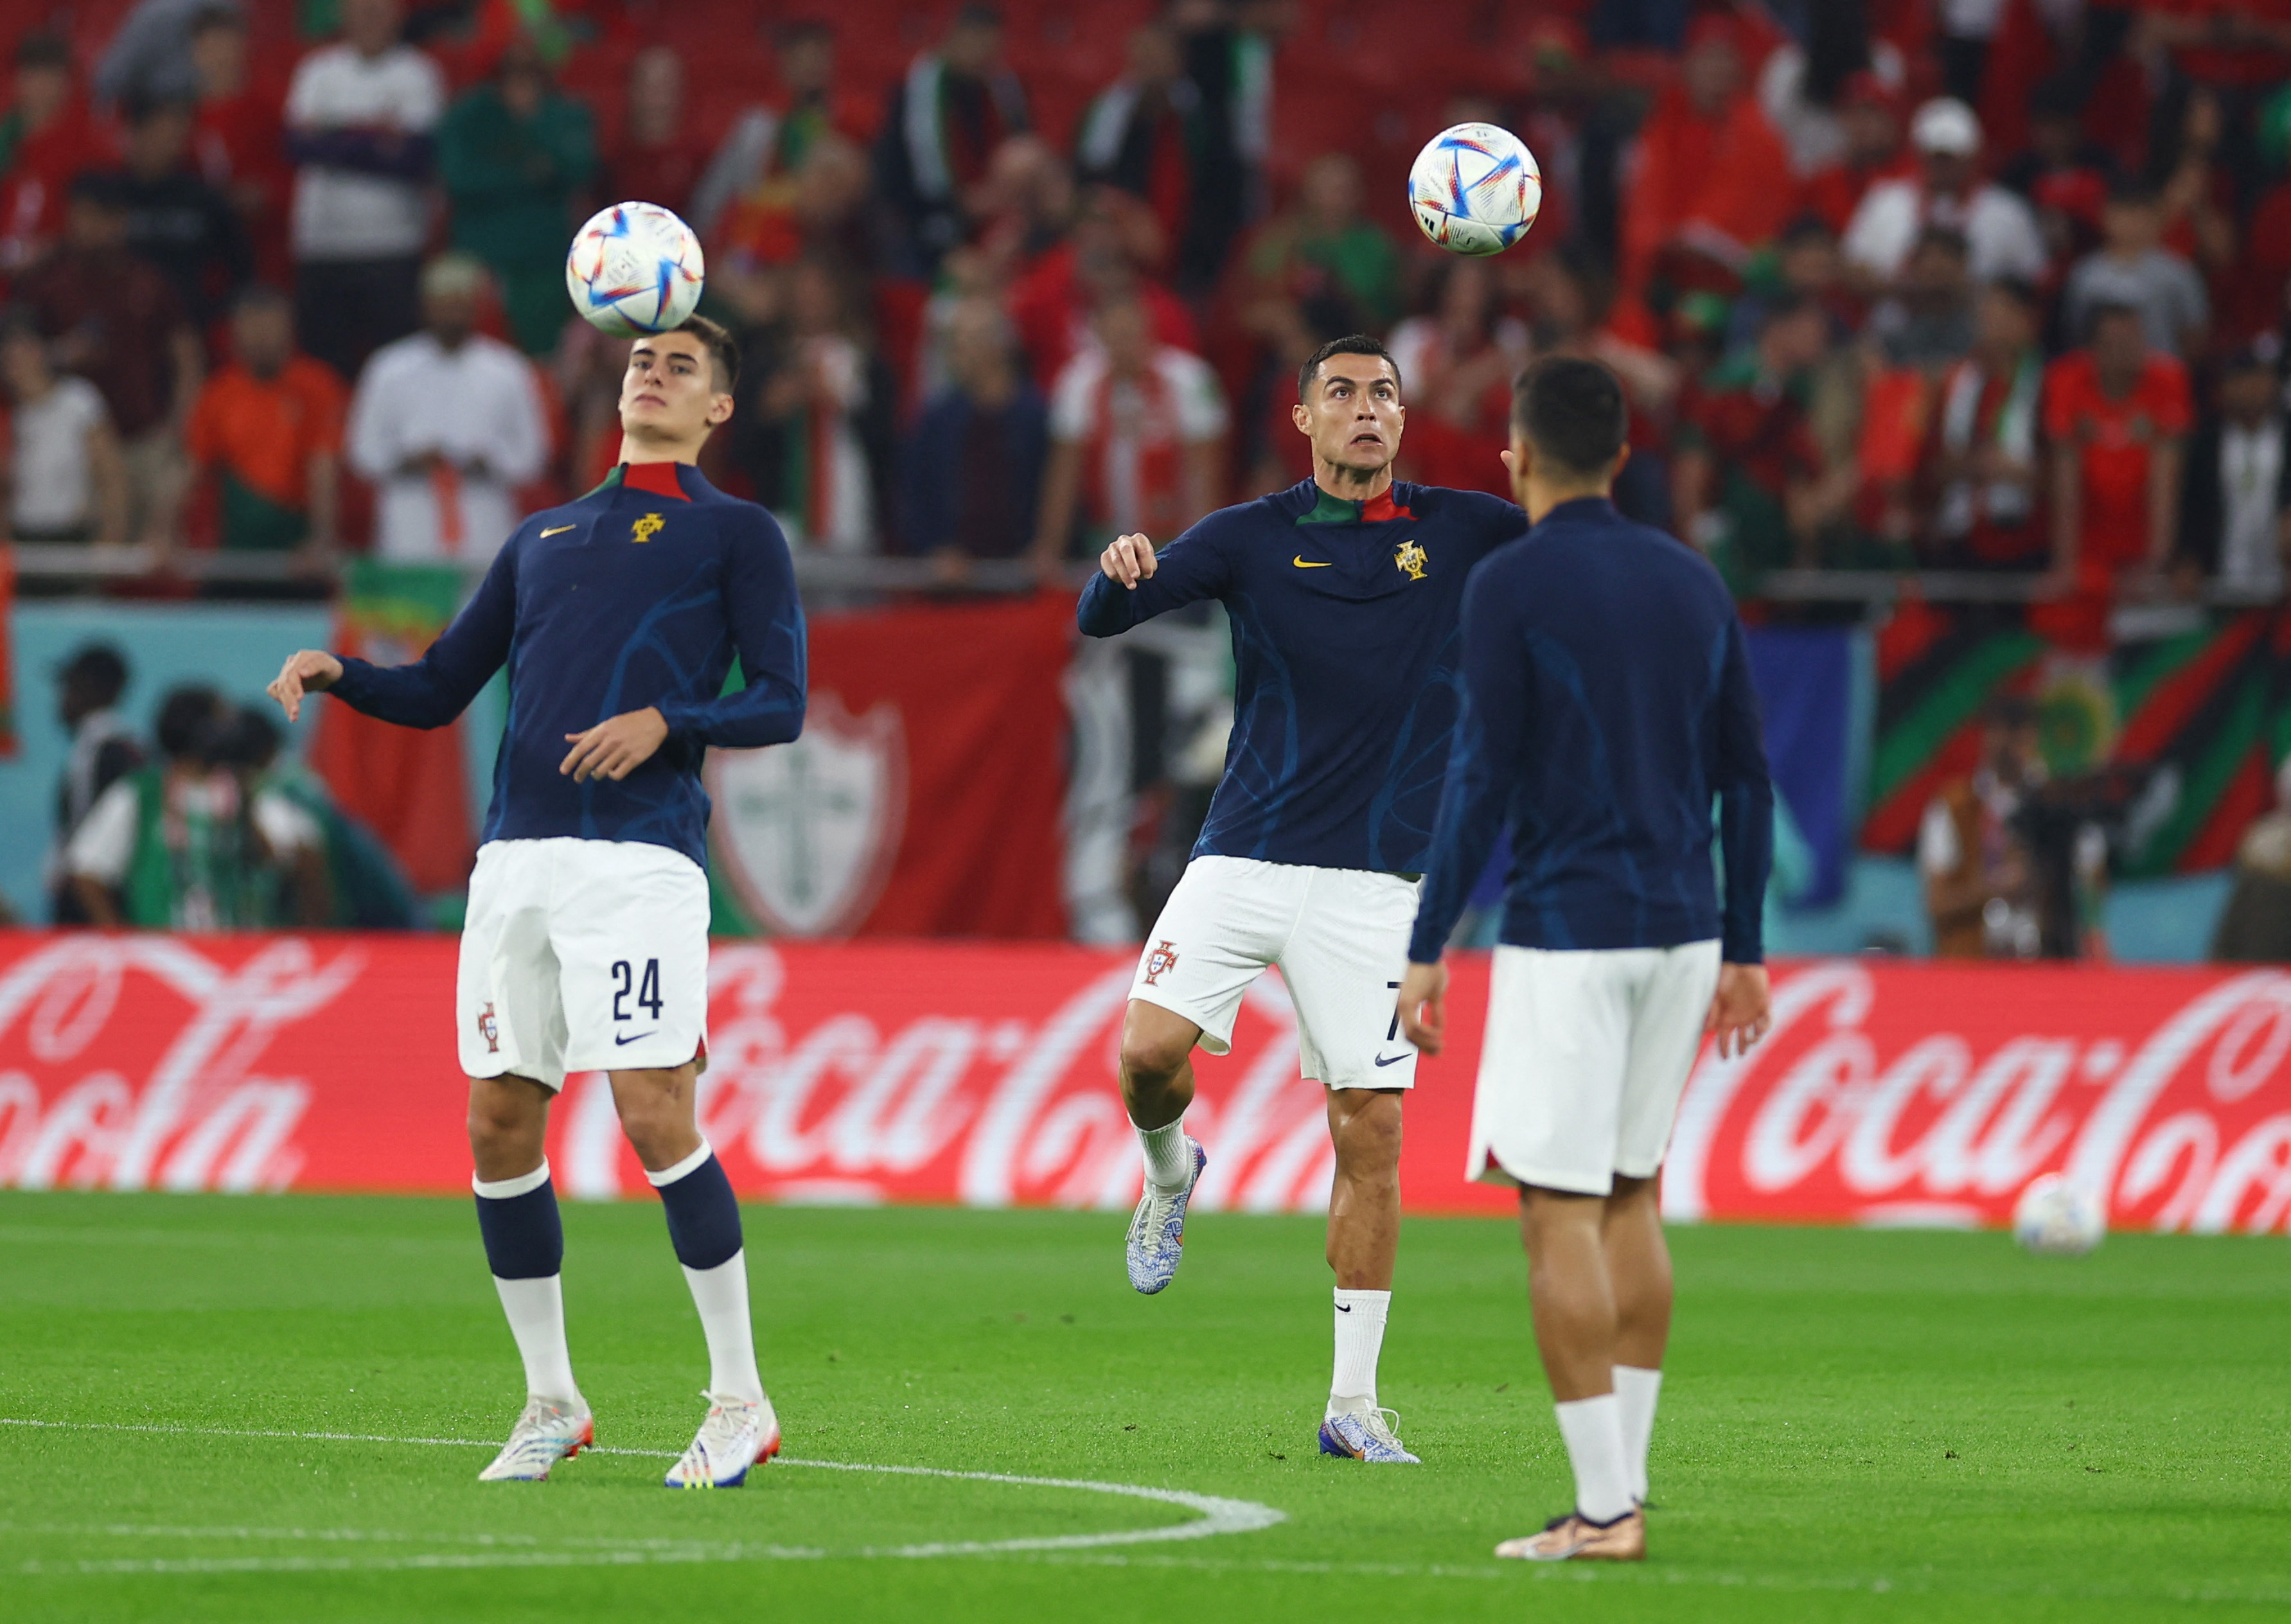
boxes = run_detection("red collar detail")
[1361,490,1414,523]
[621,461,692,500]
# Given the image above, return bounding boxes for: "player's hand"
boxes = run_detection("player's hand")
[1099,533,1158,589]
[561,707,669,782]
[1705,962,1772,1060]
[1396,960,1449,1057]
[266,649,343,723]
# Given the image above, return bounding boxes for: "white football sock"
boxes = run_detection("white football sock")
[1614,1365,1663,1503]
[1553,1393,1633,1524]
[491,1275,581,1409]
[1137,1119,1194,1192]
[1328,1288,1391,1413]
[682,1248,765,1404]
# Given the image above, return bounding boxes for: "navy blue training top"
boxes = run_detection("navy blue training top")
[1077,479,1523,874]
[1408,497,1773,964]
[328,462,808,870]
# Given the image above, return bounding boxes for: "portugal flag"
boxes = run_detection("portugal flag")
[312,560,475,894]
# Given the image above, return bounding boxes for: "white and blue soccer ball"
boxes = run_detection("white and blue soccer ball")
[2012,1174,2106,1257]
[565,200,705,339]
[1408,122,1542,256]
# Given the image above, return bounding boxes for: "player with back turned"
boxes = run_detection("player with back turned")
[1399,357,1774,1561]
[265,316,807,1489]
[1078,334,1524,1463]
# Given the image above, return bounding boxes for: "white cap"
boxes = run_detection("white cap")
[1911,97,1981,156]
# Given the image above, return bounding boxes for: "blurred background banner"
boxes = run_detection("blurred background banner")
[311,560,476,894]
[705,592,1073,940]
[1743,624,1855,906]
[1863,603,2291,877]
[1,930,2286,1233]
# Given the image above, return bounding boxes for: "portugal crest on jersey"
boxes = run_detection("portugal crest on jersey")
[1142,939,1180,985]
[476,1002,500,1054]
[707,691,908,937]
[1394,540,1428,580]
[631,512,666,543]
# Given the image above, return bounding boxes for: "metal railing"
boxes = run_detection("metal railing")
[10,544,2285,610]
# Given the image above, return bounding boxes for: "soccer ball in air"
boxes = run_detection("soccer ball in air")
[565,201,705,339]
[1408,123,1542,256]
[2012,1174,2105,1257]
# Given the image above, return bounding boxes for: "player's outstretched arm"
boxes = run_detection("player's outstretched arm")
[315,540,520,730]
[266,649,344,724]
[1075,520,1234,637]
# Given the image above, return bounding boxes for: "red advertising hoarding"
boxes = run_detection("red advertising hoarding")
[0,931,2285,1233]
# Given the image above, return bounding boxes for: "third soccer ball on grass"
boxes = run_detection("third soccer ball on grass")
[566,200,705,338]
[1408,122,1542,256]
[2013,1173,2107,1257]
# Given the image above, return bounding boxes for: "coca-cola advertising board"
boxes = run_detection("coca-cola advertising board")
[0,931,2285,1233]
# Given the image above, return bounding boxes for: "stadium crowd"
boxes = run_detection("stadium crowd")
[0,0,2285,598]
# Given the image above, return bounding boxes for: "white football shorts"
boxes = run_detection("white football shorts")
[456,836,711,1090]
[1129,854,1422,1091]
[1469,940,1722,1195]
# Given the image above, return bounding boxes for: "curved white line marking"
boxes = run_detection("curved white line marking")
[0,1418,1284,1571]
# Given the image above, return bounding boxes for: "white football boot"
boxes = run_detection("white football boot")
[664,1391,781,1488]
[477,1396,594,1482]
[1316,1406,1420,1463]
[1125,1138,1207,1294]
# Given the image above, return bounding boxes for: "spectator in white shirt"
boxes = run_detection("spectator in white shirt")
[284,0,445,382]
[1842,97,2046,290]
[1032,296,1225,571]
[347,252,548,563]
[1,313,126,544]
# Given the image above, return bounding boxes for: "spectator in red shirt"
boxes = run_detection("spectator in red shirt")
[603,46,707,218]
[2045,301,2193,585]
[186,284,346,570]
[0,33,107,272]
[189,4,292,287]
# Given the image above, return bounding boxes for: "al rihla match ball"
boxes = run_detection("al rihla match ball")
[566,200,705,339]
[1409,122,1542,256]
[2012,1173,2106,1257]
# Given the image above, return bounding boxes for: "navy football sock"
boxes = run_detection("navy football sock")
[648,1144,762,1401]
[473,1162,564,1278]
[473,1161,579,1402]
[648,1143,743,1270]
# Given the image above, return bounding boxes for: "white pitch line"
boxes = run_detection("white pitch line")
[0,1417,1284,1573]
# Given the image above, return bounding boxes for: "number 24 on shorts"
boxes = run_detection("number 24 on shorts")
[611,958,664,1023]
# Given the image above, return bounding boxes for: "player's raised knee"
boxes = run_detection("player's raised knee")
[1117,1013,1195,1091]
[1330,1090,1404,1174]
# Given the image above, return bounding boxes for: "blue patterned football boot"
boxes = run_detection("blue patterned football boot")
[1124,1138,1206,1294]
[1317,1407,1420,1463]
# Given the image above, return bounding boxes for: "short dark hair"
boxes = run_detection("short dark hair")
[1987,276,2043,314]
[156,685,222,761]
[231,282,292,317]
[1297,334,1401,402]
[2107,177,2161,209]
[59,643,128,705]
[663,313,739,394]
[1511,355,1628,478]
[14,32,71,71]
[67,170,130,210]
[1913,224,1969,261]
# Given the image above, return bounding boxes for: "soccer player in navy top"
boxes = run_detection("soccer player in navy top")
[1397,358,1774,1562]
[1077,334,1525,1464]
[265,317,806,1490]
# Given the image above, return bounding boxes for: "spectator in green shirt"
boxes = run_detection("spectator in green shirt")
[437,35,595,354]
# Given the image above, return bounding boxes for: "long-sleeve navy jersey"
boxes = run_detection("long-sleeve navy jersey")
[328,461,807,870]
[1407,497,1773,965]
[1077,479,1525,874]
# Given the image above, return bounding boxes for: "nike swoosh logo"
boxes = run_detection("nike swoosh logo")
[1336,1303,1352,1313]
[541,524,576,537]
[1373,1053,1410,1068]
[1292,556,1332,568]
[614,1030,658,1046]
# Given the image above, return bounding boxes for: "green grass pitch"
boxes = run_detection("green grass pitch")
[1,1191,2285,1622]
